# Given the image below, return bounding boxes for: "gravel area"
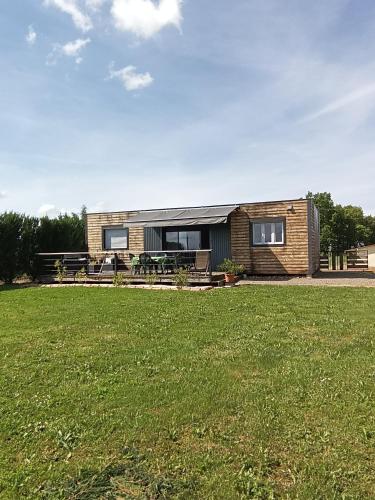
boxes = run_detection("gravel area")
[238,271,375,288]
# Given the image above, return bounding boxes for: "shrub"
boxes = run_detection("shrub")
[174,268,189,289]
[0,212,25,283]
[113,273,125,287]
[37,209,86,253]
[18,216,39,279]
[54,260,67,284]
[218,259,245,276]
[145,273,158,286]
[0,208,87,284]
[75,267,87,283]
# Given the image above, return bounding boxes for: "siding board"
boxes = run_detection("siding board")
[231,200,312,275]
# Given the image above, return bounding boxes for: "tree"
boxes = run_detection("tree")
[19,216,39,279]
[37,213,86,252]
[307,192,336,252]
[306,192,375,253]
[0,210,87,283]
[0,212,24,283]
[307,191,335,228]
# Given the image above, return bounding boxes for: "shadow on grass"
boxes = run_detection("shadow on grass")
[0,282,41,292]
[39,446,199,499]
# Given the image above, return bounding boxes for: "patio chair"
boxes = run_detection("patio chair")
[139,253,158,274]
[190,250,210,276]
[129,253,141,275]
[163,253,181,274]
[100,255,115,275]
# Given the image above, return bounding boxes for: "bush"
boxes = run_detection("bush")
[37,211,86,253]
[54,260,67,284]
[113,273,125,287]
[174,268,189,289]
[0,213,25,283]
[75,267,87,283]
[217,259,245,275]
[18,216,39,279]
[145,273,158,286]
[0,208,87,284]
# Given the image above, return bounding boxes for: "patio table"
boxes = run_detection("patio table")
[131,255,176,273]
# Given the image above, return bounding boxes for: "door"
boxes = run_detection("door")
[209,224,231,270]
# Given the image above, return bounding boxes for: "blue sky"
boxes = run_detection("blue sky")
[1,0,375,216]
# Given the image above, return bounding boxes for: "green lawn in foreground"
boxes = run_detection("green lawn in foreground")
[0,285,374,499]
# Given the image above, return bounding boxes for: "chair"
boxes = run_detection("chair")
[163,253,181,274]
[129,253,141,275]
[100,255,115,275]
[139,253,157,274]
[190,251,210,276]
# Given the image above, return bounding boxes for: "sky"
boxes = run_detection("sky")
[1,0,375,217]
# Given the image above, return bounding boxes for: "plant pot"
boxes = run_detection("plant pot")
[224,273,238,284]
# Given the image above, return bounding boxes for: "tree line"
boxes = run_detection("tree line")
[0,209,86,283]
[307,192,375,253]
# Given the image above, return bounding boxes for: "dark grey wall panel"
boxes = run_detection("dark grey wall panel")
[209,224,231,270]
[144,227,162,251]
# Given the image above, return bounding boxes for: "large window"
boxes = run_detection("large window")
[252,220,285,246]
[164,229,202,251]
[103,227,129,250]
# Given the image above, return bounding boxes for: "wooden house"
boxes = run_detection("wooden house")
[85,198,320,276]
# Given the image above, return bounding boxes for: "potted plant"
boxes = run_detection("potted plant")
[218,259,245,284]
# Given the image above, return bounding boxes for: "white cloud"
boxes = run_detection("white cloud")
[301,83,375,123]
[44,0,93,32]
[26,25,37,45]
[111,0,182,39]
[109,64,154,91]
[0,191,7,199]
[62,38,91,59]
[85,0,107,11]
[47,38,91,65]
[38,204,57,216]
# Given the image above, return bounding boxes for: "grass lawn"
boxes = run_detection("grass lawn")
[0,285,375,499]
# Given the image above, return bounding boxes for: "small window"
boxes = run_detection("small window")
[103,227,129,250]
[252,220,285,246]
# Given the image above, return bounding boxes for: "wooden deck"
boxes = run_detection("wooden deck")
[38,272,226,287]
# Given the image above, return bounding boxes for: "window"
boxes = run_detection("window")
[164,229,202,250]
[252,220,284,246]
[103,227,129,250]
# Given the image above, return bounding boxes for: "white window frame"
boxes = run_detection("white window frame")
[252,220,285,246]
[103,227,129,250]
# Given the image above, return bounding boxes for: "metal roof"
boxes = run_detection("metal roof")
[123,205,238,227]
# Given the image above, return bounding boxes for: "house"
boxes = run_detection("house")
[86,198,320,276]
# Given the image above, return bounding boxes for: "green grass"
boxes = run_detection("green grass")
[0,285,374,499]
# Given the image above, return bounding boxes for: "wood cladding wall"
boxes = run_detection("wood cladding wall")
[231,200,313,275]
[86,211,143,265]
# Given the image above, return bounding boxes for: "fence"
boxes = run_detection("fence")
[36,250,213,279]
[320,249,368,271]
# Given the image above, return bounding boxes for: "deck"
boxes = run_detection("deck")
[36,251,226,287]
[38,272,225,286]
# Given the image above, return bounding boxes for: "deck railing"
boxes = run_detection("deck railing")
[36,250,212,279]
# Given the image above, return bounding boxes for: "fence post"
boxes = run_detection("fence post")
[343,254,348,270]
[328,252,333,270]
[335,255,341,271]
